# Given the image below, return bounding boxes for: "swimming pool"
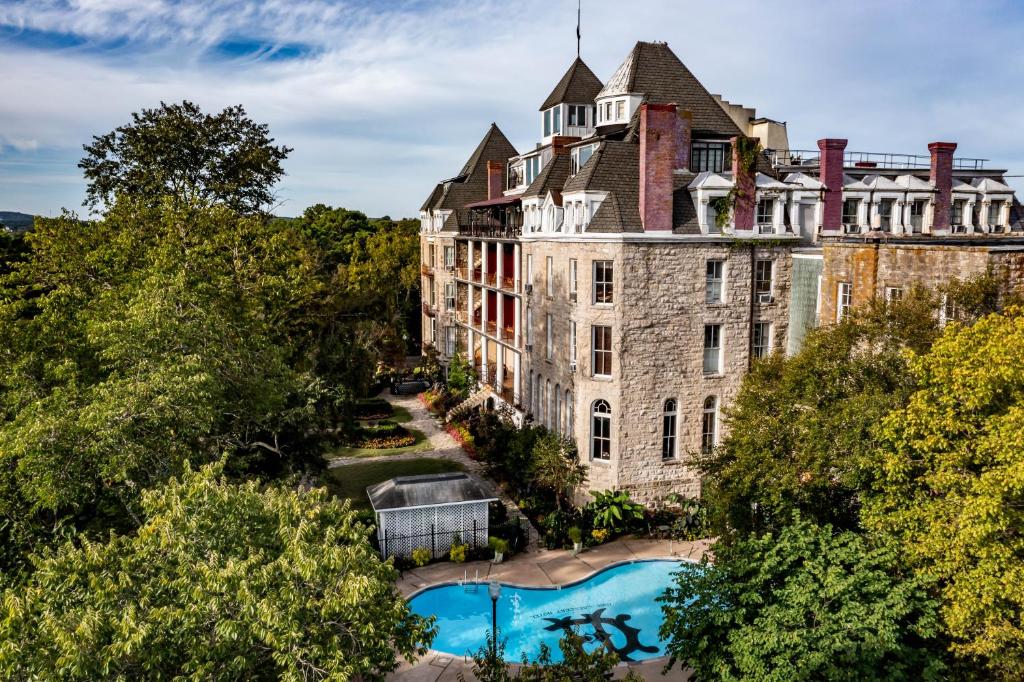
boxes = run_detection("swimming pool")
[408,559,690,663]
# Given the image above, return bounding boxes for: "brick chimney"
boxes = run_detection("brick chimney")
[929,142,957,233]
[818,138,848,233]
[731,136,756,232]
[640,103,692,232]
[487,160,503,201]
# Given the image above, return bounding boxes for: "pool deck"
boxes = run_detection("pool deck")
[389,536,709,681]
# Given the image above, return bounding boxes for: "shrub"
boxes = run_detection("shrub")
[353,398,393,420]
[488,537,508,555]
[568,526,582,545]
[411,547,431,568]
[357,420,403,438]
[449,539,467,564]
[591,528,610,544]
[588,490,646,533]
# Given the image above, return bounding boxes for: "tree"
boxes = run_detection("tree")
[530,432,586,511]
[0,461,434,681]
[464,630,643,681]
[79,101,291,213]
[864,308,1024,679]
[659,516,946,682]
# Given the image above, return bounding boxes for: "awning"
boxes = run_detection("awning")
[465,195,521,209]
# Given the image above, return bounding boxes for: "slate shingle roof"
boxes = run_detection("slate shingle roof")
[523,153,571,202]
[540,57,604,110]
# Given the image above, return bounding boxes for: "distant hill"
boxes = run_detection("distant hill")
[0,211,35,233]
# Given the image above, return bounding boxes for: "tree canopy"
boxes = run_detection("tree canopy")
[79,101,291,214]
[0,461,434,681]
[864,308,1024,679]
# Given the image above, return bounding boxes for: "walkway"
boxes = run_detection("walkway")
[389,536,709,681]
[326,391,539,546]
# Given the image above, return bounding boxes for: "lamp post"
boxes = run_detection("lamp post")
[488,581,501,659]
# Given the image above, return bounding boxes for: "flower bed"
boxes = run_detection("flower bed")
[356,434,417,449]
[354,397,393,420]
[348,420,415,449]
[445,421,477,459]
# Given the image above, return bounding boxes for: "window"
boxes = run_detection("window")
[591,400,611,460]
[444,246,455,268]
[952,199,967,228]
[546,380,553,429]
[989,201,1005,229]
[546,313,553,361]
[842,199,860,227]
[570,144,595,175]
[444,282,455,310]
[445,326,456,355]
[428,278,436,306]
[756,198,774,230]
[568,104,586,127]
[703,324,722,375]
[569,321,577,367]
[592,325,612,377]
[566,390,573,434]
[701,397,718,454]
[569,259,578,300]
[428,244,435,266]
[691,141,729,173]
[837,282,853,321]
[878,199,894,231]
[885,286,903,302]
[706,260,724,304]
[555,384,561,435]
[525,156,541,185]
[661,399,677,460]
[706,201,723,234]
[526,307,533,346]
[754,260,773,299]
[615,99,625,120]
[593,260,613,304]
[752,322,771,359]
[939,293,957,327]
[604,101,612,121]
[430,317,437,344]
[553,107,561,134]
[546,256,553,297]
[544,109,551,137]
[526,254,533,286]
[910,200,926,232]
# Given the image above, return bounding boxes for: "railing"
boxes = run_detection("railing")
[486,320,497,335]
[484,271,497,287]
[455,265,470,280]
[420,264,434,276]
[502,325,515,341]
[765,148,988,171]
[455,309,468,324]
[501,275,515,291]
[458,222,522,239]
[421,302,436,317]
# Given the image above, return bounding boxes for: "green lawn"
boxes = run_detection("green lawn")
[326,457,465,510]
[389,404,414,424]
[329,423,431,459]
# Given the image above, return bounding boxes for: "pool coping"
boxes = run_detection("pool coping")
[404,556,700,669]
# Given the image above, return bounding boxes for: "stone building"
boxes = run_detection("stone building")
[420,40,1024,503]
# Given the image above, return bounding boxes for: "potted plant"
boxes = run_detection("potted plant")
[489,536,509,564]
[568,526,583,556]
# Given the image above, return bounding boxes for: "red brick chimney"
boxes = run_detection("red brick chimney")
[929,142,957,233]
[818,138,848,233]
[487,160,503,201]
[731,136,756,232]
[639,104,692,232]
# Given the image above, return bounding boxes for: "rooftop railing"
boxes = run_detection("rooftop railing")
[765,149,988,171]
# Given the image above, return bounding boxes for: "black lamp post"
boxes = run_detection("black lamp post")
[488,581,501,659]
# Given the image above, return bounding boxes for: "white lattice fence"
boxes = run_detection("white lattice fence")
[376,501,489,560]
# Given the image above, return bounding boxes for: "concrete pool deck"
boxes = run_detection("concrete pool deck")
[389,536,710,680]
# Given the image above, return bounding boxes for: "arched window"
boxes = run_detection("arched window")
[534,374,542,423]
[662,398,677,460]
[701,396,718,454]
[565,390,573,435]
[528,370,534,414]
[591,400,611,460]
[546,380,553,429]
[555,383,562,435]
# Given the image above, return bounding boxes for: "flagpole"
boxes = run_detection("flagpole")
[577,0,581,57]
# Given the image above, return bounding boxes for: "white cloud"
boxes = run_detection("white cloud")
[1,0,1024,216]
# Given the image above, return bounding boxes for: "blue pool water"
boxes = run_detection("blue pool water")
[408,559,689,663]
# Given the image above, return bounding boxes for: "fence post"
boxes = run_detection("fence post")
[431,523,436,559]
[383,528,388,559]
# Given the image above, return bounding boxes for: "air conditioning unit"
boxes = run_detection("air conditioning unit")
[525,344,533,353]
[569,292,577,303]
[757,293,774,304]
[525,284,533,295]
[952,225,967,234]
[992,224,1005,234]
[569,362,577,374]
[843,224,860,234]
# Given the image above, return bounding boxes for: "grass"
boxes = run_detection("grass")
[388,404,414,424]
[329,423,432,459]
[326,457,466,510]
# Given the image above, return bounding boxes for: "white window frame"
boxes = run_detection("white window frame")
[701,396,718,454]
[661,398,677,460]
[569,258,578,301]
[546,313,553,361]
[546,256,553,297]
[591,399,612,461]
[569,321,577,367]
[593,260,613,305]
[703,323,722,375]
[837,282,853,321]
[592,325,612,378]
[444,282,455,311]
[706,260,724,304]
[754,259,773,299]
[752,321,771,359]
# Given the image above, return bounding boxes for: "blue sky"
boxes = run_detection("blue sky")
[2,0,1024,219]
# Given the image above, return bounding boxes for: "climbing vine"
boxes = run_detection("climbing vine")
[711,136,764,229]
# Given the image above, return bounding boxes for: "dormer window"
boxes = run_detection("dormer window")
[756,198,774,232]
[692,141,729,173]
[989,201,1005,230]
[878,199,894,231]
[568,105,587,127]
[604,101,612,122]
[910,199,926,233]
[842,199,860,230]
[615,100,625,120]
[952,199,967,231]
[570,144,596,176]
[553,107,561,134]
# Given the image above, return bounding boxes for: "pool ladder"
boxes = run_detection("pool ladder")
[460,569,480,593]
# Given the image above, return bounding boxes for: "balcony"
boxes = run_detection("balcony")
[422,302,436,317]
[766,148,988,171]
[420,264,434,277]
[500,275,515,292]
[455,309,468,324]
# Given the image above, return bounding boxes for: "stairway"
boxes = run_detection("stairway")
[446,386,492,422]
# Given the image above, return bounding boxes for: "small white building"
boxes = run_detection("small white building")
[367,472,497,560]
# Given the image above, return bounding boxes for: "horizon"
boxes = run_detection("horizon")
[2,0,1024,218]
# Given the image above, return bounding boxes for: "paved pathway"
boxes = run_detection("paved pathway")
[389,536,708,681]
[326,392,539,546]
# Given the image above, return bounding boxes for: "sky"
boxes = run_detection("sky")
[2,0,1024,219]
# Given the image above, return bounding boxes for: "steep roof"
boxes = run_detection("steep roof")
[420,123,519,228]
[601,41,743,137]
[540,57,604,110]
[564,141,643,233]
[523,153,571,201]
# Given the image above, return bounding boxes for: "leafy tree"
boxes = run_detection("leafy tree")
[587,490,645,532]
[530,433,586,511]
[446,352,477,397]
[0,461,434,680]
[699,288,943,540]
[465,630,642,681]
[659,516,946,681]
[864,308,1024,679]
[79,100,291,213]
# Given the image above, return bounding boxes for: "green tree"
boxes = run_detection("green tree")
[530,432,586,511]
[80,101,291,214]
[699,288,942,540]
[464,630,642,681]
[0,461,434,681]
[659,516,946,681]
[864,308,1024,679]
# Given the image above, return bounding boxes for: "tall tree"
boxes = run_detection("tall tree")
[79,101,291,214]
[0,462,435,681]
[864,309,1024,679]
